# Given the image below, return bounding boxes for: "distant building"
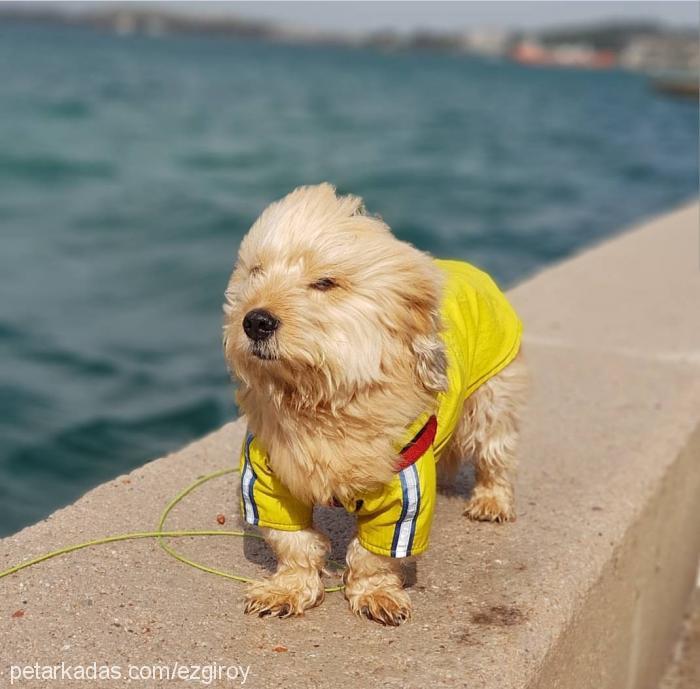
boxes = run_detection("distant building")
[620,35,700,72]
[460,30,510,57]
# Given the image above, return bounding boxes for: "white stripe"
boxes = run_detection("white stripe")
[394,465,420,558]
[241,453,256,524]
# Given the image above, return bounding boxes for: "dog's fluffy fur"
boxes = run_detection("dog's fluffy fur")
[223,184,527,625]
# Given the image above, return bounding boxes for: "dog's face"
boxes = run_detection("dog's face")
[223,184,446,405]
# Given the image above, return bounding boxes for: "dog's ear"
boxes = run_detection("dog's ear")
[398,259,448,394]
[411,328,448,393]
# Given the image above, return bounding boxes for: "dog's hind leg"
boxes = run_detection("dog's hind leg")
[446,351,528,522]
[244,527,329,618]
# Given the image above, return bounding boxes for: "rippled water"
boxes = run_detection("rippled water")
[0,21,697,536]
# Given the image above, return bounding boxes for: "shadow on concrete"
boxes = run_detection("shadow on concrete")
[239,463,476,582]
[437,463,476,499]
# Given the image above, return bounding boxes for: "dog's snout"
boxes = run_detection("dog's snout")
[243,309,279,342]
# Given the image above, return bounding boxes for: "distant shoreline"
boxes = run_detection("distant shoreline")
[1,6,697,73]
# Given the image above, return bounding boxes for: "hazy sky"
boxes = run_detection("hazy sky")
[64,1,699,33]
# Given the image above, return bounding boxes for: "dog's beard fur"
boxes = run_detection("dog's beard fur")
[223,183,448,505]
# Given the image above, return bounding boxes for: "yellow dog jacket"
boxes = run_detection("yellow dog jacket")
[239,259,522,558]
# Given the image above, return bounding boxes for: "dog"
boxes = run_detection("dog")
[223,183,527,625]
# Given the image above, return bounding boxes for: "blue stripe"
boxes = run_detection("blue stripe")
[391,469,410,557]
[243,433,259,524]
[406,465,420,555]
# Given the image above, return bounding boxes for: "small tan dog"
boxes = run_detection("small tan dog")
[223,184,527,625]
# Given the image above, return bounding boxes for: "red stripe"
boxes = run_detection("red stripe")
[396,415,437,471]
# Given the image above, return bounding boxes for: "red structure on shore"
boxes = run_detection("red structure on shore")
[511,40,617,69]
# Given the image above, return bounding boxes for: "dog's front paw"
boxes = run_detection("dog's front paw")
[346,587,412,626]
[244,570,324,618]
[464,485,515,522]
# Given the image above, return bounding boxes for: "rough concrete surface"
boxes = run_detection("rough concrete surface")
[1,202,699,689]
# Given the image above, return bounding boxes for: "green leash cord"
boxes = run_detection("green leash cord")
[0,467,345,593]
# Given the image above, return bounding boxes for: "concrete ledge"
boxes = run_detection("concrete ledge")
[1,202,699,689]
[659,588,700,689]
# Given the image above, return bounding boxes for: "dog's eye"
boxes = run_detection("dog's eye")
[249,265,263,277]
[310,277,338,291]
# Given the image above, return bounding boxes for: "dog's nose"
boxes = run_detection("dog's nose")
[243,309,279,342]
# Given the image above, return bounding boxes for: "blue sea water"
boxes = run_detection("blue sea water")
[0,21,697,537]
